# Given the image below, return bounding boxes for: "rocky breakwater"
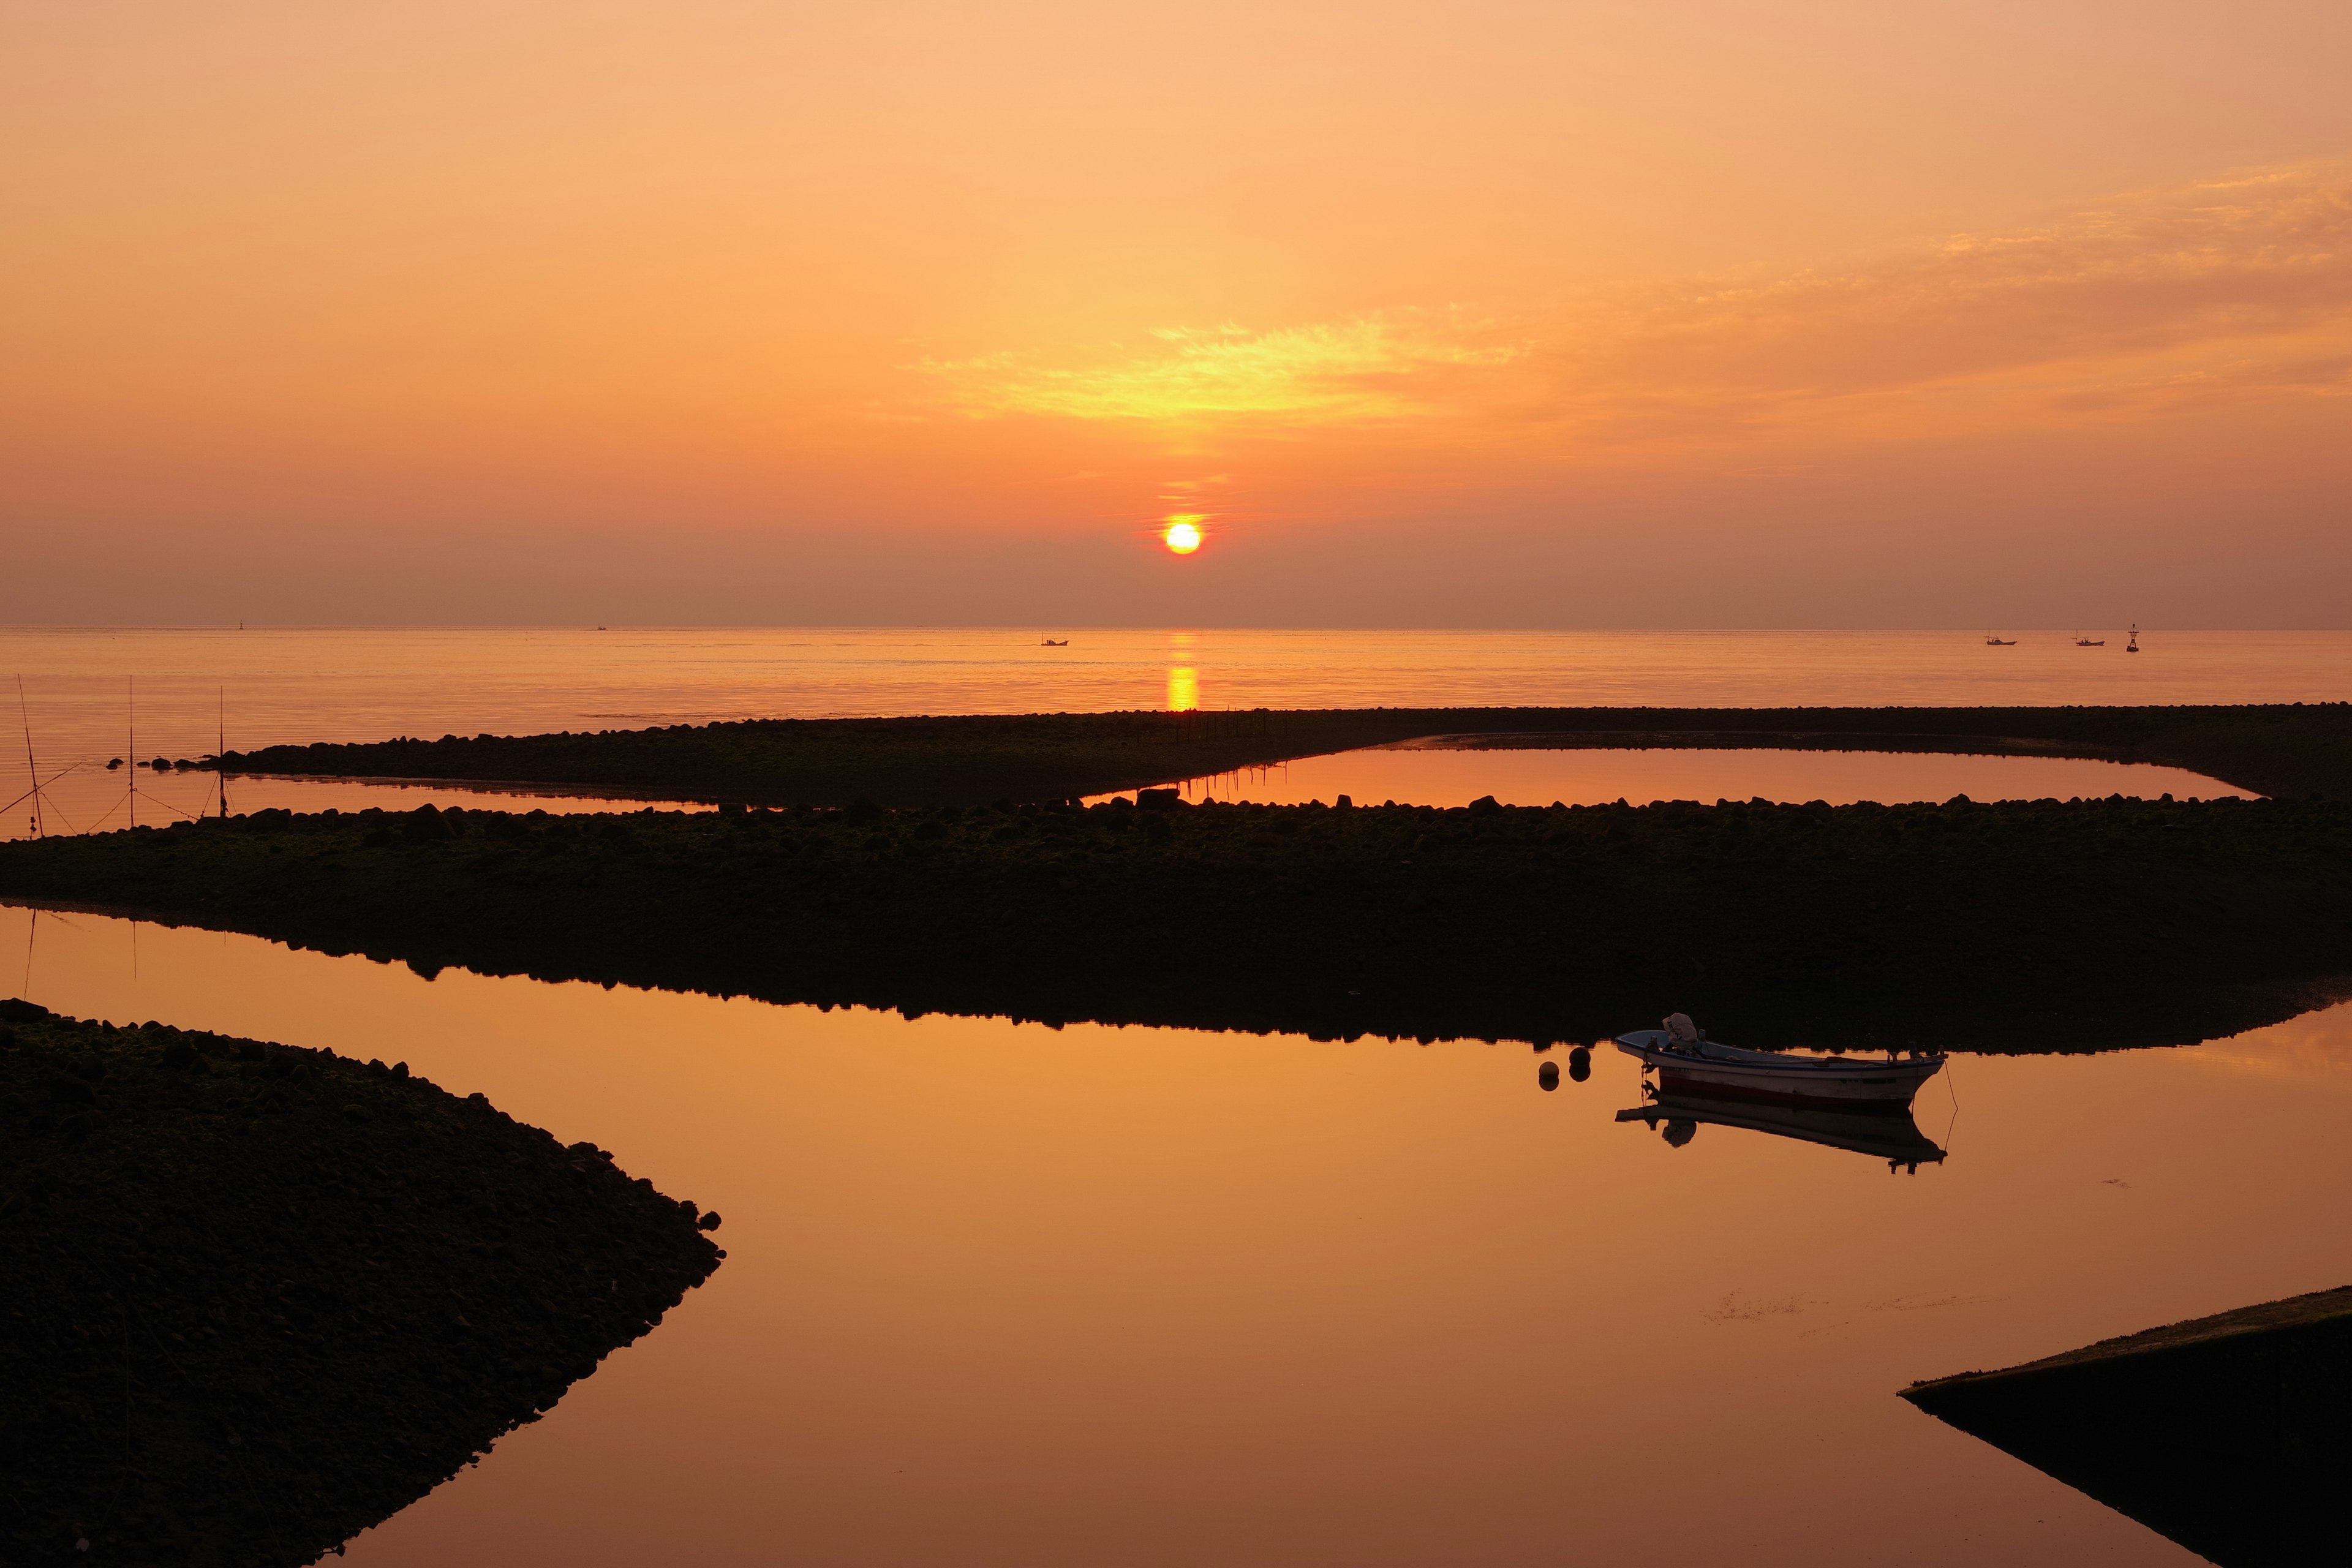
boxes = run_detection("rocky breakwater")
[0,999,724,1567]
[1903,1286,2352,1567]
[4,792,2352,1052]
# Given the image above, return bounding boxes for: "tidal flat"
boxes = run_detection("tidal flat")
[6,790,2350,1052]
[0,1000,721,1567]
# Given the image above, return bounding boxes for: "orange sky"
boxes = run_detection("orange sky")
[5,1,2351,626]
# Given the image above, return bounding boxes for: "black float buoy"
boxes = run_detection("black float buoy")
[1567,1047,1591,1082]
[1537,1061,1559,1091]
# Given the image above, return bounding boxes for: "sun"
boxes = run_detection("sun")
[1162,516,1204,554]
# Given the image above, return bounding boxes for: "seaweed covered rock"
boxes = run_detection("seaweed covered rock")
[0,1000,723,1567]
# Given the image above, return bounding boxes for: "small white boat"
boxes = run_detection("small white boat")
[1616,1014,1944,1107]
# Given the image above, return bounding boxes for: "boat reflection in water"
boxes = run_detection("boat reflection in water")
[1616,1095,1948,1174]
[1614,1014,1950,1174]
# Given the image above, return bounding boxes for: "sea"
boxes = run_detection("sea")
[5,626,2350,1565]
[4,626,2344,834]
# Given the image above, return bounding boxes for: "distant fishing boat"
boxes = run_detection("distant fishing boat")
[1616,1015,1945,1107]
[1040,637,1069,646]
[1985,631,2016,646]
[2126,623,2140,654]
[2075,633,2105,646]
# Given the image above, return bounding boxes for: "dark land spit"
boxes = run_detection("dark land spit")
[1903,1285,2352,1567]
[0,999,722,1568]
[5,793,2350,1052]
[197,702,2352,806]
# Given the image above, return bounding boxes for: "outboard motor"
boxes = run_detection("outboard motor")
[1664,1012,1700,1047]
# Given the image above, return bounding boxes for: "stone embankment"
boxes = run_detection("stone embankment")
[0,1000,723,1567]
[194,703,2352,805]
[1904,1286,2352,1567]
[4,791,2348,1050]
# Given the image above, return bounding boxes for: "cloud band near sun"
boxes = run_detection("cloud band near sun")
[922,162,2352,455]
[923,315,1523,424]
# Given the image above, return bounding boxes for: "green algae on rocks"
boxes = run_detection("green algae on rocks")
[4,791,2350,1052]
[1902,1286,2352,1567]
[0,999,723,1568]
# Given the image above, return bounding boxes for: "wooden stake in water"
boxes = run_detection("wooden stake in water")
[15,676,39,839]
[127,676,135,831]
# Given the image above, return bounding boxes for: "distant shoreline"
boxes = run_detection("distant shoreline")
[204,702,2352,805]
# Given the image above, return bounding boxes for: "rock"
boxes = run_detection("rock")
[1902,1286,2352,1567]
[0,1009,722,1567]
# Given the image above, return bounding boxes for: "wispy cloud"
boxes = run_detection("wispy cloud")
[1559,163,2352,438]
[924,314,1521,424]
[923,164,2352,457]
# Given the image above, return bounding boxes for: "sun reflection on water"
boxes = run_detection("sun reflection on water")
[1166,632,1200,711]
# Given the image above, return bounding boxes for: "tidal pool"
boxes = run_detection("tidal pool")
[1106,746,2254,809]
[7,903,2346,1566]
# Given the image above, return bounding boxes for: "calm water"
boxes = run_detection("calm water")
[4,627,2340,836]
[9,902,2350,1566]
[1107,747,2254,809]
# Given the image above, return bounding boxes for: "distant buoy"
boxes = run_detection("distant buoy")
[1568,1047,1592,1082]
[1537,1061,1560,1091]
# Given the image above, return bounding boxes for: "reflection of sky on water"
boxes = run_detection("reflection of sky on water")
[1095,746,2252,809]
[2179,1003,2352,1082]
[6,769,714,843]
[6,901,2346,1566]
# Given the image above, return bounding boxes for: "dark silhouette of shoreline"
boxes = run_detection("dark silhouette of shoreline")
[5,793,2348,1053]
[1904,1286,2352,1566]
[0,1000,722,1567]
[201,702,2352,806]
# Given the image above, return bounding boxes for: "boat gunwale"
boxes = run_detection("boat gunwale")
[1614,1030,1947,1075]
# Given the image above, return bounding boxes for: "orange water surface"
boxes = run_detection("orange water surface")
[9,902,2347,1566]
[8,627,2334,837]
[1106,747,2255,809]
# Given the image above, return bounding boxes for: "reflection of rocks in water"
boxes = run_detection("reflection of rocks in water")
[1903,1286,2352,1567]
[7,796,2351,1058]
[0,1000,722,1567]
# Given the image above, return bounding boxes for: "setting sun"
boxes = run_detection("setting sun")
[1163,518,1204,555]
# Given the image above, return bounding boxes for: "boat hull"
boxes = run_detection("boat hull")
[1616,1031,1943,1107]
